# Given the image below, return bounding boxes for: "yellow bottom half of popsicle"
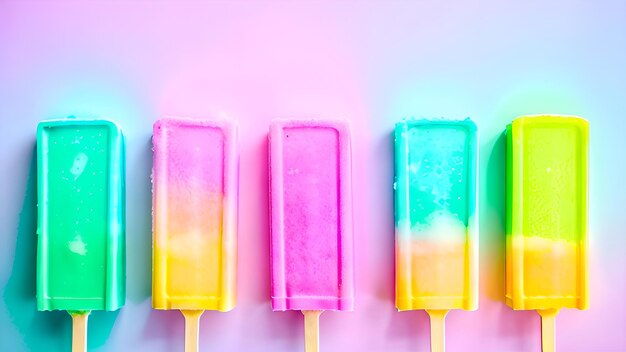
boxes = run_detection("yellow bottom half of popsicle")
[153,232,235,311]
[396,235,476,311]
[506,236,588,310]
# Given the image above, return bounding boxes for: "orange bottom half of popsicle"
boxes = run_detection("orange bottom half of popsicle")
[506,236,588,310]
[395,233,477,311]
[153,232,236,312]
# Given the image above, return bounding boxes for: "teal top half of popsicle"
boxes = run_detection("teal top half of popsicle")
[36,119,125,311]
[394,119,477,231]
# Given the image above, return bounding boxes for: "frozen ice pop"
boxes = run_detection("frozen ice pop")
[506,115,588,352]
[36,118,125,352]
[269,119,354,352]
[152,117,238,352]
[394,119,478,352]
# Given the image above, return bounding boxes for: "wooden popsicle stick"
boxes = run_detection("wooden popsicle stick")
[181,310,205,352]
[69,311,90,352]
[426,309,449,352]
[302,310,323,352]
[538,308,559,352]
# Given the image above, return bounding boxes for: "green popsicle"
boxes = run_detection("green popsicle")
[36,118,125,351]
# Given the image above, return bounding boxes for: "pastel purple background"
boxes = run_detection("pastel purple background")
[1,1,625,351]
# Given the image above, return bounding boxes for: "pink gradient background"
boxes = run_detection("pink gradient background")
[1,1,625,351]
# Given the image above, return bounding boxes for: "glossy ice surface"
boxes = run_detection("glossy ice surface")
[394,119,478,311]
[152,118,238,312]
[269,120,354,311]
[506,115,589,310]
[36,119,125,311]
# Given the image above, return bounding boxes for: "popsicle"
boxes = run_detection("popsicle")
[152,117,238,352]
[269,119,354,352]
[394,118,478,352]
[36,118,125,352]
[506,115,588,352]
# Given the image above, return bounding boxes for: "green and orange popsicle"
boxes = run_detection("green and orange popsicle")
[506,115,589,352]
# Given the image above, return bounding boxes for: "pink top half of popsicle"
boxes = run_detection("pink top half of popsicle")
[152,117,238,240]
[269,119,354,311]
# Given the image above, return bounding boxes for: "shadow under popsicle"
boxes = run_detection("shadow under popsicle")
[381,128,432,350]
[482,129,538,350]
[235,133,300,351]
[482,131,506,302]
[3,141,120,351]
[375,130,396,303]
[126,138,154,304]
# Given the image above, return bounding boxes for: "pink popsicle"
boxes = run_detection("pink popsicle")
[269,119,354,351]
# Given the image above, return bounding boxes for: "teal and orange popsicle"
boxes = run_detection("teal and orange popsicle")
[394,119,478,352]
[37,119,125,352]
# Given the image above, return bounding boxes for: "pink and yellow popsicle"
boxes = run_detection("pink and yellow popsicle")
[152,117,238,352]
